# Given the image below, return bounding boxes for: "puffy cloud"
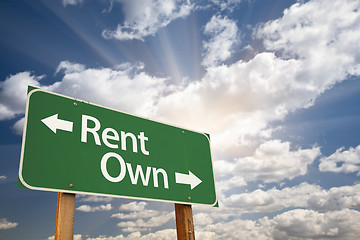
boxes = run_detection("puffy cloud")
[0,72,41,120]
[257,0,360,79]
[216,175,247,195]
[319,145,360,175]
[224,182,320,212]
[47,61,167,117]
[199,218,269,240]
[1,0,359,200]
[11,117,25,135]
[83,229,175,240]
[50,208,360,240]
[117,212,174,232]
[202,15,239,67]
[0,175,6,181]
[193,212,214,226]
[55,61,86,74]
[266,209,360,240]
[113,201,173,233]
[153,52,305,152]
[222,183,360,213]
[3,0,360,159]
[215,140,320,184]
[0,218,18,230]
[76,204,112,212]
[197,208,360,240]
[0,61,167,135]
[118,201,147,212]
[153,0,360,143]
[307,184,360,211]
[102,0,193,41]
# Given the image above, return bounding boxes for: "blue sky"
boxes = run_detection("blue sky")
[1,0,360,239]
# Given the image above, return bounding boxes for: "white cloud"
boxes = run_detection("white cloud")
[102,0,193,41]
[0,72,41,120]
[266,209,360,240]
[222,183,360,214]
[307,184,360,211]
[0,61,167,135]
[257,0,360,79]
[215,140,320,184]
[199,218,269,240]
[11,117,25,135]
[319,145,360,175]
[83,229,175,240]
[48,234,83,240]
[117,212,174,232]
[197,208,360,240]
[47,61,167,117]
[55,61,86,74]
[224,182,320,212]
[0,1,359,217]
[0,175,6,181]
[112,209,159,220]
[193,212,214,226]
[76,204,112,212]
[62,0,83,7]
[216,175,247,195]
[50,208,360,240]
[202,15,239,67]
[4,0,360,155]
[0,218,18,230]
[118,201,147,212]
[112,201,173,233]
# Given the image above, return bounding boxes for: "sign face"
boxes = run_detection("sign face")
[19,89,217,206]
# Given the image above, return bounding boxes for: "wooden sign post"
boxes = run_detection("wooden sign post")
[55,192,76,240]
[175,203,195,240]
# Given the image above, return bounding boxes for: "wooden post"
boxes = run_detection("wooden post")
[55,192,76,240]
[175,203,195,240]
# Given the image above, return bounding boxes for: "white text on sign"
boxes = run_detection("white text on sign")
[80,115,169,189]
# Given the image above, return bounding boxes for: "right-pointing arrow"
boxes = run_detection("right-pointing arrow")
[41,114,73,134]
[175,171,202,190]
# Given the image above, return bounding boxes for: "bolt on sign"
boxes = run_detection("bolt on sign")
[19,88,217,206]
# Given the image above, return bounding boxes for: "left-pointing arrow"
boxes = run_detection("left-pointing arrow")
[41,114,73,134]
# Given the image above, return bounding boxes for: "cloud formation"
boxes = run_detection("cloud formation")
[223,182,360,213]
[0,218,18,230]
[112,201,174,233]
[2,1,360,238]
[69,208,360,239]
[202,15,239,67]
[0,72,41,120]
[61,0,83,7]
[118,201,147,212]
[76,204,112,212]
[102,0,193,41]
[319,145,360,175]
[215,140,320,185]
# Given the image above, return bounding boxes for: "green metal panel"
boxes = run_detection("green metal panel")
[19,88,217,206]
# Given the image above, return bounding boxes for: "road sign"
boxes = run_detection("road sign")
[19,88,217,206]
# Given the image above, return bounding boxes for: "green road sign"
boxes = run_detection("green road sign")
[19,88,217,206]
